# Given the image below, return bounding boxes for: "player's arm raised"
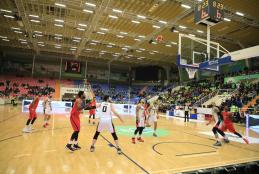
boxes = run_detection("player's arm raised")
[111,104,124,123]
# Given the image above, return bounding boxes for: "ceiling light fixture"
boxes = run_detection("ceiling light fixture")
[14,30,23,34]
[224,18,231,22]
[85,2,96,7]
[77,27,85,31]
[137,15,146,19]
[0,36,7,39]
[132,20,140,24]
[158,20,167,24]
[112,9,122,13]
[181,4,191,9]
[116,35,124,38]
[30,19,40,23]
[120,31,128,35]
[78,23,87,27]
[152,25,160,28]
[179,25,187,29]
[55,3,66,8]
[83,9,94,13]
[54,34,62,37]
[100,27,108,31]
[29,14,39,18]
[0,9,12,13]
[4,15,15,19]
[54,37,62,40]
[2,39,10,41]
[236,11,244,16]
[96,31,105,35]
[109,15,118,19]
[55,24,63,27]
[54,19,64,23]
[11,27,21,30]
[34,31,42,34]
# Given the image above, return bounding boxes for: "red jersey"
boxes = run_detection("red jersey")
[29,97,39,111]
[71,99,81,116]
[222,111,232,124]
[90,100,96,107]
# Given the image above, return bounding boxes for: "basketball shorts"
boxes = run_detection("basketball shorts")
[136,119,145,127]
[220,122,236,133]
[29,111,37,119]
[213,120,221,128]
[97,119,115,133]
[70,114,80,131]
[89,109,96,115]
[148,115,157,123]
[45,108,52,115]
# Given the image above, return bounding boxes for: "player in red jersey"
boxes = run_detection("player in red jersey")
[22,94,40,133]
[88,97,96,124]
[65,91,85,151]
[220,106,249,144]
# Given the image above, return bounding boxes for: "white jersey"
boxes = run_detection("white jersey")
[150,105,158,117]
[212,106,219,123]
[97,102,114,133]
[45,97,52,115]
[99,102,112,121]
[45,98,52,110]
[138,105,145,121]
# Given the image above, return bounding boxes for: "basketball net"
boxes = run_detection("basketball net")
[185,67,197,79]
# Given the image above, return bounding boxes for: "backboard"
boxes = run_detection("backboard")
[177,33,232,72]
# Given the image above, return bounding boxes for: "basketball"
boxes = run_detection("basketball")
[155,35,163,43]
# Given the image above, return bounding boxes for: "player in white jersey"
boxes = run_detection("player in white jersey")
[132,99,147,144]
[90,95,124,154]
[148,101,159,137]
[206,102,229,146]
[43,93,52,128]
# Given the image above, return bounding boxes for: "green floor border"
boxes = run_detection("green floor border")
[116,125,170,137]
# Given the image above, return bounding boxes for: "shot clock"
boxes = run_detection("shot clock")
[194,0,224,26]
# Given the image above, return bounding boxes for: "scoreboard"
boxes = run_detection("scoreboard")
[65,61,81,73]
[195,0,224,25]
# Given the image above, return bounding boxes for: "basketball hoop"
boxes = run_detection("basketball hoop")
[185,67,197,79]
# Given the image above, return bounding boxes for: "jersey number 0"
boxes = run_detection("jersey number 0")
[102,106,107,112]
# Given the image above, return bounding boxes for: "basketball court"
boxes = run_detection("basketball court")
[1,0,259,173]
[1,105,259,174]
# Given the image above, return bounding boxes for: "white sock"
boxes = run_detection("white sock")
[74,141,78,145]
[68,140,73,144]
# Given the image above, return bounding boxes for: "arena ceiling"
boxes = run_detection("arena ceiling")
[0,0,259,66]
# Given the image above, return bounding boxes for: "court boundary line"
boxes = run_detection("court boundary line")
[176,151,217,156]
[152,141,218,155]
[0,113,19,123]
[100,134,150,174]
[177,129,259,154]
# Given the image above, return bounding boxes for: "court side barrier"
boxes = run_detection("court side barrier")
[165,107,213,121]
[22,100,137,117]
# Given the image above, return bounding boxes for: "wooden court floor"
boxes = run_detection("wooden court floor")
[0,105,259,174]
